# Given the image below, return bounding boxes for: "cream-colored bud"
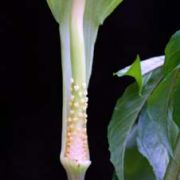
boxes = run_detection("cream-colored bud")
[70,78,74,84]
[82,82,86,89]
[70,95,75,100]
[74,85,80,91]
[74,102,79,108]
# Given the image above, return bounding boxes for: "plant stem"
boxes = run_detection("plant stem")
[70,0,86,84]
[60,0,91,179]
[67,171,86,180]
[164,134,180,180]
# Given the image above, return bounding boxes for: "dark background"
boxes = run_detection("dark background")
[0,0,180,180]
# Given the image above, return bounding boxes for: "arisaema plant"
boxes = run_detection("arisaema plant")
[46,0,123,179]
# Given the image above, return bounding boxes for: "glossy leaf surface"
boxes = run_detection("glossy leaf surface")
[108,68,162,180]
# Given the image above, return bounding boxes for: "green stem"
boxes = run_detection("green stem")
[60,0,91,179]
[164,134,180,180]
[67,175,85,180]
[67,171,86,180]
[70,0,86,84]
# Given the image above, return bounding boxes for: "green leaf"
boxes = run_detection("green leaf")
[124,146,155,180]
[115,56,165,94]
[109,31,180,180]
[147,68,180,154]
[136,68,179,180]
[123,126,155,180]
[167,105,180,149]
[164,30,180,75]
[137,108,170,180]
[116,56,164,77]
[115,55,142,93]
[112,172,119,180]
[164,134,180,180]
[172,68,180,127]
[108,68,162,180]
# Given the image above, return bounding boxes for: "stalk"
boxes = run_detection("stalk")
[46,0,123,179]
[60,0,91,179]
[164,134,180,180]
[70,0,86,84]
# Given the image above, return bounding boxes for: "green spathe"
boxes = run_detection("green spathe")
[46,0,123,179]
[47,0,123,84]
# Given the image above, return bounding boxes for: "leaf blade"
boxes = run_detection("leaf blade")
[137,108,170,180]
[125,146,155,180]
[164,30,180,75]
[115,55,143,93]
[108,68,163,180]
[147,68,180,154]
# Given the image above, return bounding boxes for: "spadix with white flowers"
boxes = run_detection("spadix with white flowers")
[46,0,122,179]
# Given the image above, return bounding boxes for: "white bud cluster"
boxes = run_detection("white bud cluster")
[64,79,89,161]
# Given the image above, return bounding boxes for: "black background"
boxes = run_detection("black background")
[0,0,180,180]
